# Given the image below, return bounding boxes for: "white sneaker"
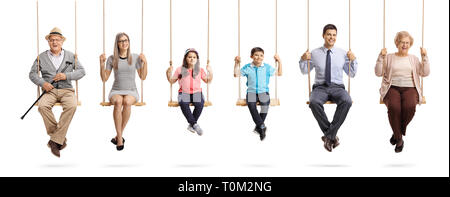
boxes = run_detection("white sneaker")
[187,125,196,133]
[193,124,203,136]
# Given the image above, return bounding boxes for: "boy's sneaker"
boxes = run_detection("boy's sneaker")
[259,125,267,141]
[254,124,266,141]
[193,124,203,136]
[187,125,196,133]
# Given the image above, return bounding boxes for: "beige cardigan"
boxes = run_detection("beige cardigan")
[375,53,430,104]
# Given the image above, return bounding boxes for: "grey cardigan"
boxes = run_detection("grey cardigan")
[29,50,86,89]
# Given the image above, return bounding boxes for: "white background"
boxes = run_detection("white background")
[0,0,448,177]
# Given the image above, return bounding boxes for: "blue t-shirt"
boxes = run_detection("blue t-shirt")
[240,63,276,93]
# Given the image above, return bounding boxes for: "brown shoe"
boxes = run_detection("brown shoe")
[47,140,61,158]
[60,141,67,150]
[47,140,66,150]
[322,136,340,149]
[323,137,333,152]
[333,136,340,148]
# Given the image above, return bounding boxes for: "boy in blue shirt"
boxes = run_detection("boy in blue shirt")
[234,47,283,141]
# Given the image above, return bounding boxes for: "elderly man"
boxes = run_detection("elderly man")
[29,27,85,157]
[299,24,358,152]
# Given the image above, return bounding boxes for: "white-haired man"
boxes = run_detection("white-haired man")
[29,27,85,157]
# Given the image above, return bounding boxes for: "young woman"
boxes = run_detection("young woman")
[100,32,148,151]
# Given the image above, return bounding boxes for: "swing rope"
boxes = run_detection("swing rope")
[237,0,242,104]
[383,0,385,50]
[382,0,385,78]
[75,0,79,104]
[379,0,387,104]
[36,0,40,98]
[140,0,144,105]
[421,0,424,98]
[274,0,279,105]
[348,0,351,96]
[169,0,174,105]
[206,0,211,105]
[102,0,106,104]
[307,0,311,98]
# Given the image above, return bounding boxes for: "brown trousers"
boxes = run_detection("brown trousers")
[38,88,77,145]
[383,86,419,141]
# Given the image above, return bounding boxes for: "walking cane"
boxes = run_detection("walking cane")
[21,61,73,120]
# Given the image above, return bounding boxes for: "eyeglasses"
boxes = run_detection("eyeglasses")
[48,39,62,43]
[118,39,129,44]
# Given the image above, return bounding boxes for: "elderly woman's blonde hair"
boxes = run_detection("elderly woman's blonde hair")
[394,31,414,47]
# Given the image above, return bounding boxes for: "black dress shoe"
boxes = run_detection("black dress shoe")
[390,135,396,145]
[259,125,266,141]
[395,140,404,153]
[112,137,125,151]
[111,137,125,145]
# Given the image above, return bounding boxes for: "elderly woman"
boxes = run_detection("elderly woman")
[100,32,148,151]
[375,31,430,153]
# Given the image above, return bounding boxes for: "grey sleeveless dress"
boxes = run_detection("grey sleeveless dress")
[106,54,142,102]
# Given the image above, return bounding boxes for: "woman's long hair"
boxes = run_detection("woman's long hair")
[180,49,200,78]
[113,32,132,70]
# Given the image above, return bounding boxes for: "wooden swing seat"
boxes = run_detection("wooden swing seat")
[168,101,212,107]
[236,98,280,106]
[306,100,334,105]
[100,102,146,106]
